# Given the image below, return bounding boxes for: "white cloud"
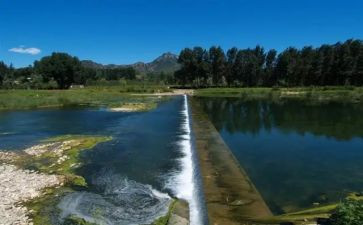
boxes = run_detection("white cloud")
[9,46,41,55]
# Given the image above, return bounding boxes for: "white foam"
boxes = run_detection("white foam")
[166,95,203,225]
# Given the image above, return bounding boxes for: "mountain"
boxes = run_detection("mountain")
[81,52,180,74]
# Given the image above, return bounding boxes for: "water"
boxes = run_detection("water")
[0,96,204,224]
[197,97,363,214]
[165,95,205,225]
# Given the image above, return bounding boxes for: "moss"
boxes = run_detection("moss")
[63,215,98,225]
[152,200,177,225]
[18,135,112,225]
[23,135,112,179]
[25,187,74,225]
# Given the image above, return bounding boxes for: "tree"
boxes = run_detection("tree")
[34,53,82,89]
[264,49,277,86]
[0,61,9,86]
[226,47,238,85]
[353,48,363,85]
[209,46,226,85]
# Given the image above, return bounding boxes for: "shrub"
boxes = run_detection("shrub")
[330,200,363,225]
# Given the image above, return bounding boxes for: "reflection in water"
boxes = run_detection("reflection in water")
[198,97,363,213]
[199,97,363,140]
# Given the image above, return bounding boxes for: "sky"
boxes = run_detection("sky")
[1,0,363,68]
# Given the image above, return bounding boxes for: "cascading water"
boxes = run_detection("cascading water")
[56,95,206,225]
[166,95,205,225]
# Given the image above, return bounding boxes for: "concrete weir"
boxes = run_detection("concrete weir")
[189,98,272,225]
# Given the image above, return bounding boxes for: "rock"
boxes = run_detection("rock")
[0,164,63,225]
[168,214,189,225]
[168,200,189,225]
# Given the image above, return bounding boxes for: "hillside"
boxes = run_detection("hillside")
[81,52,180,74]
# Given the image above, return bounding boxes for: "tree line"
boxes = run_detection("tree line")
[174,39,363,87]
[0,53,137,89]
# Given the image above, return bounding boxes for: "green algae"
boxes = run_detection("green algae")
[152,200,177,225]
[23,135,112,187]
[63,215,98,225]
[16,135,112,225]
[25,187,74,225]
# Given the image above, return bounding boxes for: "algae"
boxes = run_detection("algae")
[152,200,177,225]
[9,135,113,225]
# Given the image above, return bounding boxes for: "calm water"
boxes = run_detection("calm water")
[197,97,363,214]
[0,96,206,225]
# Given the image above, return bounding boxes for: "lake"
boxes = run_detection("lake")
[196,97,363,214]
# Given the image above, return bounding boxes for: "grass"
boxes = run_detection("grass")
[195,86,363,103]
[0,84,170,110]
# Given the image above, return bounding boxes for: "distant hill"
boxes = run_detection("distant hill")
[81,52,180,74]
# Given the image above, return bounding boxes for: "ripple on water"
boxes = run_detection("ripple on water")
[58,170,171,225]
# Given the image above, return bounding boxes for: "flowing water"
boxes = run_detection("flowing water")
[197,97,363,214]
[0,96,205,225]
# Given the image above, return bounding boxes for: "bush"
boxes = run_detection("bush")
[330,200,363,225]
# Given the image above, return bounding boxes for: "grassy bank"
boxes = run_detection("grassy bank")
[195,86,363,103]
[0,84,169,110]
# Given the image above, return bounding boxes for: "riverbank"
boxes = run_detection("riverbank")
[0,86,167,111]
[2,86,362,111]
[195,86,363,103]
[0,135,112,224]
[0,164,62,225]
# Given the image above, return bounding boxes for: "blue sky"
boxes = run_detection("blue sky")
[1,0,362,67]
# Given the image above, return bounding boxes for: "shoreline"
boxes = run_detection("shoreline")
[0,135,112,225]
[0,164,63,225]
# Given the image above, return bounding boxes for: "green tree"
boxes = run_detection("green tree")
[0,61,9,86]
[209,46,226,85]
[34,52,82,89]
[226,47,238,85]
[264,49,277,86]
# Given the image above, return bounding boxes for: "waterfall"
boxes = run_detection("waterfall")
[166,95,205,225]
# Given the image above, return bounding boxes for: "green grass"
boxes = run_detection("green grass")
[195,86,363,102]
[0,84,169,110]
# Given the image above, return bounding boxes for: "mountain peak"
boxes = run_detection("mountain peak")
[82,52,180,74]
